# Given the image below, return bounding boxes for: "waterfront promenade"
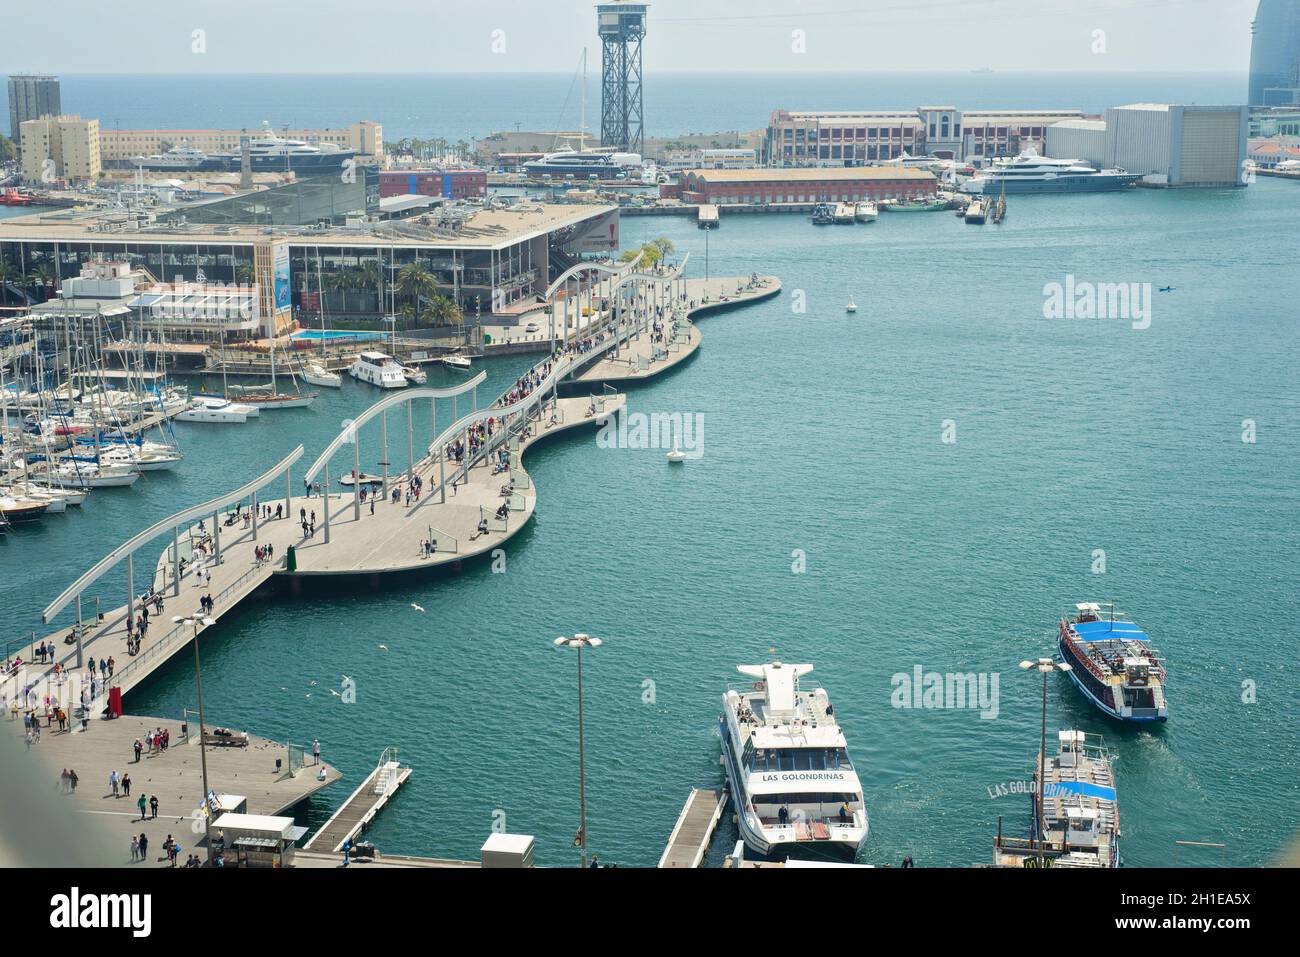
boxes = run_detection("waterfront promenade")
[4,711,340,867]
[572,275,778,387]
[9,262,780,864]
[20,268,781,704]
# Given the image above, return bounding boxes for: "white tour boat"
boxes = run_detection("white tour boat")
[720,661,869,860]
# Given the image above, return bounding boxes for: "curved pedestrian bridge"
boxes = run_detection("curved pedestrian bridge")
[22,267,779,702]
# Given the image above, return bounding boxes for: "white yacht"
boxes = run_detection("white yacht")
[441,354,472,371]
[720,661,869,860]
[402,365,428,385]
[301,361,342,388]
[138,145,211,171]
[40,460,141,489]
[176,396,254,423]
[349,351,408,389]
[855,201,878,222]
[97,443,184,472]
[961,149,1140,194]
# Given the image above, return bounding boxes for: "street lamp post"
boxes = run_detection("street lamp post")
[176,614,217,865]
[1019,656,1072,867]
[554,632,602,867]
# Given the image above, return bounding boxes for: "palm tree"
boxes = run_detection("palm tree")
[427,294,463,327]
[357,260,383,315]
[396,262,437,326]
[29,264,56,301]
[397,302,416,331]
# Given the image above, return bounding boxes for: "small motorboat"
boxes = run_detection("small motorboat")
[402,365,428,385]
[441,354,472,371]
[846,298,858,313]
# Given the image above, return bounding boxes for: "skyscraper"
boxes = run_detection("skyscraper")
[1249,0,1300,106]
[7,74,62,155]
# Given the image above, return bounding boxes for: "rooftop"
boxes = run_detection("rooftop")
[0,201,616,251]
[683,167,936,183]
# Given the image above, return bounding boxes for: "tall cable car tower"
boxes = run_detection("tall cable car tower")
[597,2,647,154]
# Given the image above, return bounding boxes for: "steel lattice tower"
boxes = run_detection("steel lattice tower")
[597,2,647,154]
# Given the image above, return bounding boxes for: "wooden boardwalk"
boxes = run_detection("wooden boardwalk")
[572,276,780,387]
[304,748,411,853]
[659,787,728,868]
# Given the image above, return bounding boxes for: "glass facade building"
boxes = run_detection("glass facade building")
[166,168,379,227]
[1249,0,1300,106]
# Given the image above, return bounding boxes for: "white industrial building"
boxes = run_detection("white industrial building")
[1044,119,1108,169]
[1044,104,1249,188]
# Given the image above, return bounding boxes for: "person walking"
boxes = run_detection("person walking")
[121,773,131,797]
[133,738,142,762]
[130,836,139,863]
[109,769,119,798]
[68,768,78,792]
[149,794,159,819]
[138,833,149,862]
[137,793,148,821]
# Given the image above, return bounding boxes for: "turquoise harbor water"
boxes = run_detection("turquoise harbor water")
[3,180,1298,867]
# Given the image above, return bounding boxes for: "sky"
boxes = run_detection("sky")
[0,0,1264,74]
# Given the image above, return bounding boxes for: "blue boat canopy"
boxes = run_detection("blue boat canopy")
[1043,780,1117,802]
[1072,619,1150,643]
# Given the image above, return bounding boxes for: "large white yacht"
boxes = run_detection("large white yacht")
[720,661,868,860]
[349,351,408,389]
[961,148,1140,194]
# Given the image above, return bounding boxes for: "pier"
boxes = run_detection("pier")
[304,747,412,852]
[3,711,341,868]
[659,787,728,868]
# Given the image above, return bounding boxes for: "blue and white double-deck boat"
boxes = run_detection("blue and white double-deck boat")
[995,730,1121,868]
[719,661,868,860]
[1058,602,1168,722]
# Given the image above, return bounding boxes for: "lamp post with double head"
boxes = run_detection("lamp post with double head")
[554,632,601,867]
[1019,657,1072,867]
[175,614,216,864]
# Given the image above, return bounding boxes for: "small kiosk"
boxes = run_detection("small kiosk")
[211,813,308,868]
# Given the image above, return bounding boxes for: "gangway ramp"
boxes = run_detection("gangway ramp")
[304,747,412,853]
[659,787,727,868]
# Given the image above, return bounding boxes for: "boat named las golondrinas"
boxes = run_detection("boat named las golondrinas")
[719,661,869,860]
[1058,602,1168,722]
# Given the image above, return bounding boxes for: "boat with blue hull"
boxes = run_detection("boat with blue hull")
[1058,602,1168,722]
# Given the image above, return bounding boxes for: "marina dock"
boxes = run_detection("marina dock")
[304,747,412,852]
[659,787,728,868]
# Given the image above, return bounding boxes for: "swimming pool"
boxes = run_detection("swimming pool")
[291,330,384,342]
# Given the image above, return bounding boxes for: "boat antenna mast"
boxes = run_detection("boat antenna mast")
[579,47,587,153]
